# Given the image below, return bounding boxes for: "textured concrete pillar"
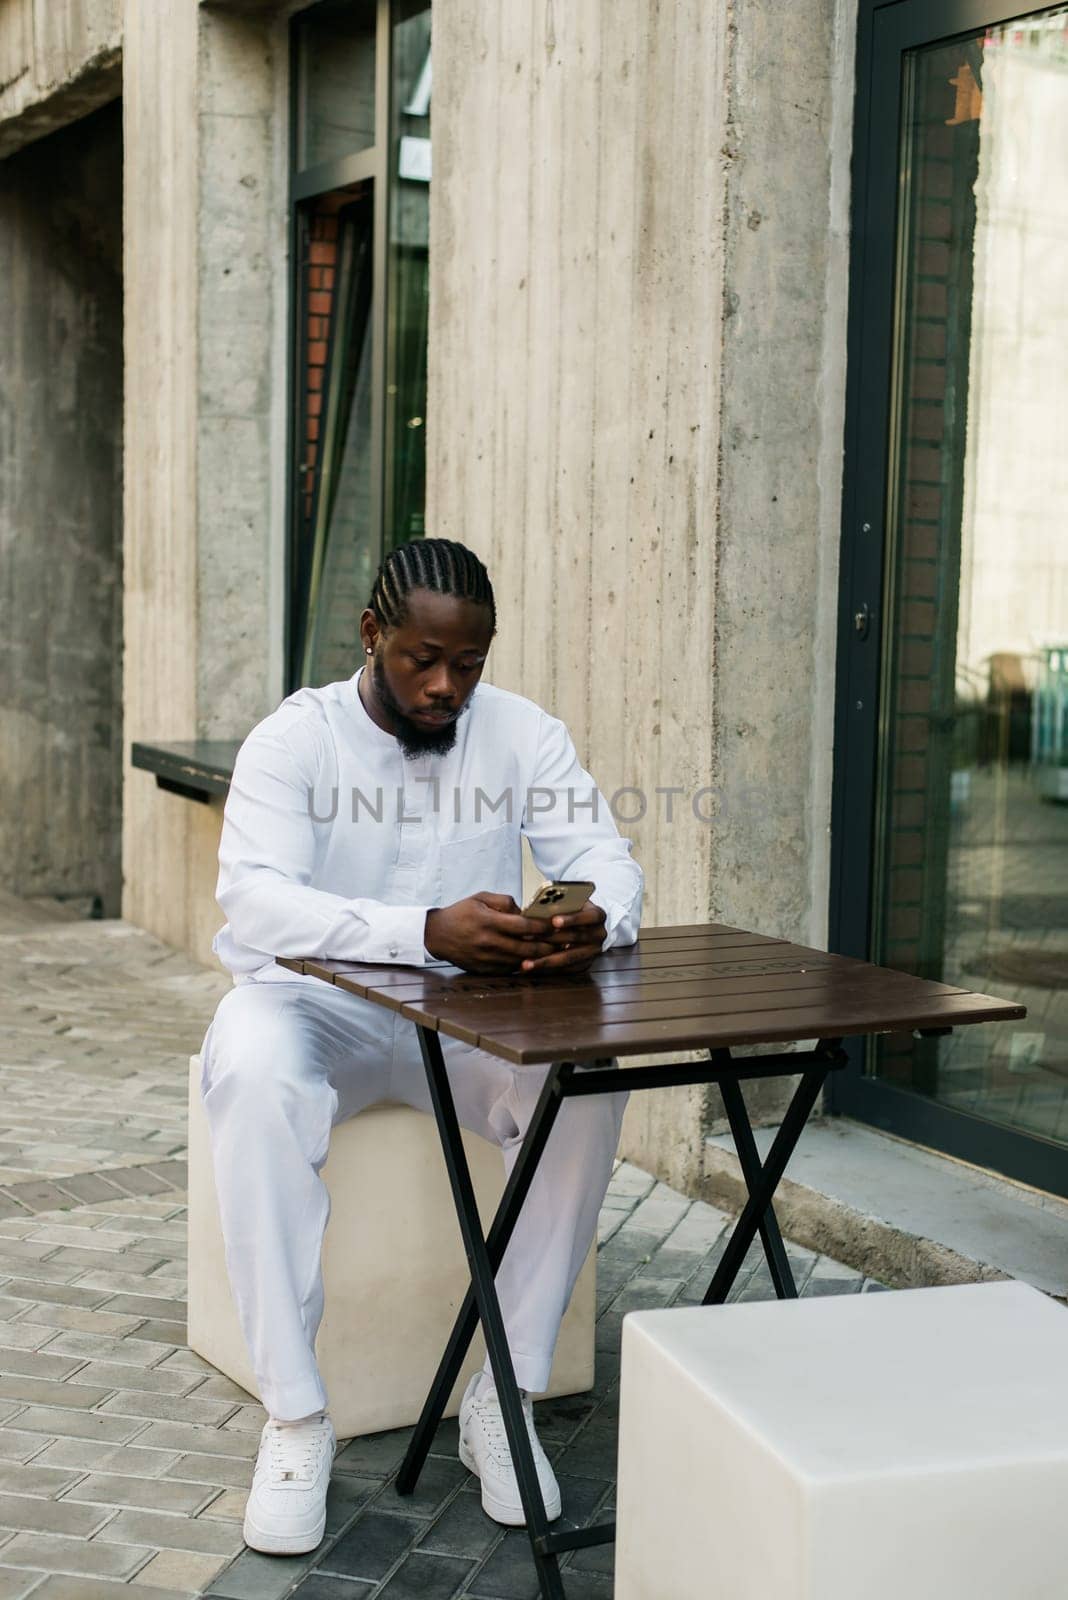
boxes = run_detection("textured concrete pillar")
[0,104,124,912]
[428,0,856,1188]
[122,2,288,965]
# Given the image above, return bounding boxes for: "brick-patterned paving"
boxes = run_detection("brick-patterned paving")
[0,892,881,1597]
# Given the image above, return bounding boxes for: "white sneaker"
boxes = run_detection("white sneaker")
[243,1414,336,1555]
[458,1375,561,1527]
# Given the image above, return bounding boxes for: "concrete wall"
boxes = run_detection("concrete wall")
[122,0,207,957]
[429,0,855,1189]
[0,102,124,913]
[0,0,121,158]
[122,3,291,967]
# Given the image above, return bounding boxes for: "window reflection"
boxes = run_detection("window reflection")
[875,10,1068,1146]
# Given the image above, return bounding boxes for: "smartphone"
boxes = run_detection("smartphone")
[522,880,596,919]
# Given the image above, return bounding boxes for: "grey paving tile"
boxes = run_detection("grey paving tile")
[32,1577,194,1600]
[68,1360,195,1397]
[185,1375,252,1405]
[801,1276,864,1297]
[567,1531,614,1578]
[0,1490,111,1537]
[385,1456,466,1519]
[529,1394,598,1452]
[95,1506,244,1557]
[554,1474,611,1528]
[0,1531,152,1578]
[98,1391,236,1427]
[125,1319,187,1346]
[42,1246,168,1275]
[72,1270,186,1299]
[218,1403,265,1434]
[378,1550,473,1598]
[0,1431,50,1465]
[106,1167,172,1198]
[40,1331,175,1367]
[333,1428,414,1479]
[323,1476,378,1538]
[0,1346,83,1382]
[52,1173,130,1206]
[290,1577,375,1599]
[553,1571,613,1599]
[31,1438,180,1477]
[160,1454,253,1490]
[0,1259,79,1286]
[11,1406,145,1444]
[0,1280,107,1310]
[0,1327,54,1359]
[416,1491,500,1560]
[17,1303,140,1336]
[130,1423,258,1460]
[465,1529,540,1599]
[0,1183,74,1215]
[0,1462,82,1498]
[130,1547,232,1592]
[97,1293,187,1322]
[318,1508,425,1582]
[0,1567,44,1599]
[0,1376,114,1410]
[156,1350,212,1377]
[65,1472,213,1515]
[207,1546,320,1599]
[142,1161,188,1189]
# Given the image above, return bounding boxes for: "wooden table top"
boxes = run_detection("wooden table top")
[276,923,1025,1066]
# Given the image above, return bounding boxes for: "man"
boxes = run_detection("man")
[200,538,642,1556]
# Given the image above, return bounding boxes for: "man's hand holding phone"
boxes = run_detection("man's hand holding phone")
[424,892,558,974]
[424,883,606,976]
[518,900,607,974]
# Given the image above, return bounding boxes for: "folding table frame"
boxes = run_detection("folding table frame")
[393,1030,847,1599]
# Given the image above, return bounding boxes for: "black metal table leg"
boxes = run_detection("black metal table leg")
[396,1051,571,1496]
[703,1039,844,1305]
[404,1025,568,1600]
[715,1061,797,1299]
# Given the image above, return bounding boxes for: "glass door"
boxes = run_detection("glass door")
[832,0,1068,1196]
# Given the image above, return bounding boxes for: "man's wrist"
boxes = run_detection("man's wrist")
[424,907,441,961]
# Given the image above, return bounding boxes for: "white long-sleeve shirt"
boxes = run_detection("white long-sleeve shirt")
[213,669,643,985]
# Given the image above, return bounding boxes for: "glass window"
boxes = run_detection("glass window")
[871,9,1068,1146]
[293,5,377,172]
[288,0,431,689]
[386,2,431,544]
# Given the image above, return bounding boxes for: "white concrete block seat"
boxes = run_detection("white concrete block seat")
[186,1056,594,1438]
[616,1281,1068,1600]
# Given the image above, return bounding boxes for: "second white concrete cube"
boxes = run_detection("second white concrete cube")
[616,1280,1068,1600]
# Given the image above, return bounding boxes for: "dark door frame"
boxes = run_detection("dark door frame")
[828,0,1068,1199]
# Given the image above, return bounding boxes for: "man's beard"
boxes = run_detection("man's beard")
[370,656,468,759]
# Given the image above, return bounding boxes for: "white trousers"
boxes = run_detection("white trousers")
[199,979,627,1422]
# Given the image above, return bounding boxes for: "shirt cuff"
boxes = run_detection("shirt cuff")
[362,904,431,965]
[590,891,625,952]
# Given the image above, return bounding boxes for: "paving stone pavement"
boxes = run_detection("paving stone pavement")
[0,894,886,1598]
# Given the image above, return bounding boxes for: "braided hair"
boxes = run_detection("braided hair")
[368,539,497,634]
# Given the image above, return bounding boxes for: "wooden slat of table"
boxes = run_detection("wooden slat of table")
[396,972,972,1043]
[383,966,881,1013]
[277,929,1025,1066]
[293,937,843,996]
[438,989,1024,1063]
